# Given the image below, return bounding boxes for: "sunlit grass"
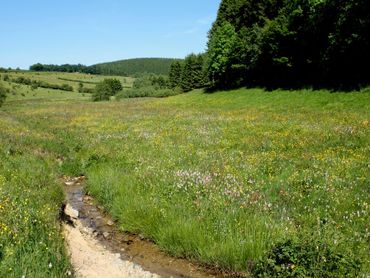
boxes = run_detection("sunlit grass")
[0,87,369,275]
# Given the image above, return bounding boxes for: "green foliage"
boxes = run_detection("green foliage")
[103,78,123,94]
[180,54,207,92]
[253,237,361,277]
[93,58,182,76]
[30,83,38,90]
[3,75,10,82]
[0,83,8,107]
[10,76,74,92]
[168,61,183,88]
[92,82,113,101]
[78,82,84,93]
[29,63,94,74]
[117,74,178,99]
[92,78,123,101]
[0,118,71,276]
[206,22,238,88]
[206,0,370,89]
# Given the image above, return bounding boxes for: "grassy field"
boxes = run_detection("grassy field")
[0,84,369,276]
[1,71,133,91]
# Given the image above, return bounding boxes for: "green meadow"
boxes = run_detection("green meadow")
[0,75,369,276]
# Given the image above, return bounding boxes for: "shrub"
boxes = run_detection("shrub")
[253,237,361,277]
[91,79,123,101]
[3,74,10,82]
[60,83,74,91]
[78,82,84,93]
[31,83,38,90]
[92,82,112,101]
[103,78,123,95]
[0,83,7,106]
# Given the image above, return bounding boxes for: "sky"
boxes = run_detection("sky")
[1,0,221,69]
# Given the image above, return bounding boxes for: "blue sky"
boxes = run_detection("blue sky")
[1,0,221,69]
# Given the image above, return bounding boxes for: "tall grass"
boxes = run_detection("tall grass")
[0,112,70,277]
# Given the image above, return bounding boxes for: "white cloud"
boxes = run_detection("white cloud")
[196,16,214,26]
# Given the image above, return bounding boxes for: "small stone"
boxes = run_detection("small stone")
[64,181,75,186]
[64,204,79,219]
[83,196,93,201]
[107,220,114,226]
[103,232,110,238]
[81,227,92,235]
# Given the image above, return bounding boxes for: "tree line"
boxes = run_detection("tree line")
[29,63,98,74]
[170,0,370,90]
[168,54,207,92]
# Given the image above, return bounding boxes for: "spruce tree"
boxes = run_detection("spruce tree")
[169,61,183,88]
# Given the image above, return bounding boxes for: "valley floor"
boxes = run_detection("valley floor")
[0,86,369,276]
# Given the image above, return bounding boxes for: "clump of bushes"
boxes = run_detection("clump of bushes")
[116,74,183,99]
[0,83,8,106]
[92,78,122,101]
[2,74,10,82]
[253,236,361,277]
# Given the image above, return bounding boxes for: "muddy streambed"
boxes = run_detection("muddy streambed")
[62,176,228,278]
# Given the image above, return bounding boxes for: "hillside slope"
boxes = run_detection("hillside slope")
[91,58,181,76]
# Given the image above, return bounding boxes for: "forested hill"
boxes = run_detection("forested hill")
[29,58,182,76]
[91,58,182,76]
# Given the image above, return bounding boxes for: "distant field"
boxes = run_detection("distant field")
[1,71,134,91]
[0,87,369,276]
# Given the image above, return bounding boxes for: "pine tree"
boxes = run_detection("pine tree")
[180,54,205,92]
[169,61,183,88]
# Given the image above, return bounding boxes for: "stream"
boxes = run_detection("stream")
[62,176,227,278]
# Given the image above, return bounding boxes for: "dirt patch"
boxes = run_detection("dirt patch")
[63,220,158,278]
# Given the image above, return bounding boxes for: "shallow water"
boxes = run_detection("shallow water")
[63,179,227,278]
